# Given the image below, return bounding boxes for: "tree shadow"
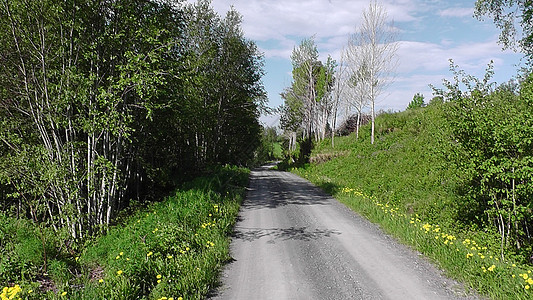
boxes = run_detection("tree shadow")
[315,181,340,196]
[233,226,340,242]
[241,169,336,210]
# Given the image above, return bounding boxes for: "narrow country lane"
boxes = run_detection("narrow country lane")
[210,165,477,300]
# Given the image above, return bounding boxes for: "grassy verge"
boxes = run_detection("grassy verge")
[0,166,248,300]
[290,106,533,299]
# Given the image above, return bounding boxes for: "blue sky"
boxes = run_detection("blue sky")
[208,0,524,127]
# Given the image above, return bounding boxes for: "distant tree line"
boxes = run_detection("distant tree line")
[0,0,266,241]
[280,0,398,155]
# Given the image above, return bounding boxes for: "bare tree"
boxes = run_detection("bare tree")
[331,48,349,147]
[349,1,398,144]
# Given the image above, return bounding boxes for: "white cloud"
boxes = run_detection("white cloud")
[438,7,474,18]
[184,0,522,115]
[397,39,514,74]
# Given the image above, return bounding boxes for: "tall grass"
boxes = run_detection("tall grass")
[292,105,533,299]
[0,166,248,299]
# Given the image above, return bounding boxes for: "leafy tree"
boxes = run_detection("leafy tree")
[407,93,425,110]
[0,0,265,243]
[281,37,337,157]
[434,62,533,259]
[475,0,533,63]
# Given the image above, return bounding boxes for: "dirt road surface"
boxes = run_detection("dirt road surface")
[210,165,477,300]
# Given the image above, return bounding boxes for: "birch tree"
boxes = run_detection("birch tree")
[350,1,398,144]
[331,49,348,147]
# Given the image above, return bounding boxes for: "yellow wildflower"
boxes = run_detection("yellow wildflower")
[488,265,495,272]
[117,270,123,275]
[61,291,68,296]
[147,251,153,257]
[156,274,162,279]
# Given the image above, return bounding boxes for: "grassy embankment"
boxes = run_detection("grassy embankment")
[1,166,248,300]
[289,104,533,300]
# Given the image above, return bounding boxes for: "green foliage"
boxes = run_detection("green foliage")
[475,0,533,64]
[406,93,425,110]
[293,100,533,298]
[0,166,248,299]
[0,0,264,296]
[255,127,283,163]
[281,37,336,142]
[0,0,264,243]
[437,67,533,260]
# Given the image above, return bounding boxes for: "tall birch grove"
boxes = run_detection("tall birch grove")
[347,1,398,144]
[0,0,265,241]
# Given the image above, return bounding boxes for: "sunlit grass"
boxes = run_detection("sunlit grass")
[290,106,533,299]
[0,166,248,299]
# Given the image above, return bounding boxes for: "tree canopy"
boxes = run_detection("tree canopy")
[0,0,266,241]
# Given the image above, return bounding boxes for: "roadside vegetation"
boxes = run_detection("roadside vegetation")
[286,70,533,299]
[0,0,266,298]
[277,1,533,298]
[1,166,248,299]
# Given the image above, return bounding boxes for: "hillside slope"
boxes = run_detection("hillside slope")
[292,102,533,299]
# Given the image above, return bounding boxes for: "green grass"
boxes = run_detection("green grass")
[290,104,533,299]
[0,166,249,300]
[272,142,283,160]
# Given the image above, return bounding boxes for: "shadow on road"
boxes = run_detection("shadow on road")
[233,226,341,242]
[241,169,341,210]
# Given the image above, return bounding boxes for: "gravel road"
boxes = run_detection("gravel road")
[210,165,478,300]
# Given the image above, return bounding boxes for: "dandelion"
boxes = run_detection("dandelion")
[99,279,104,283]
[157,280,162,284]
[466,253,473,258]
[61,291,68,296]
[120,252,124,256]
[528,278,533,285]
[526,285,530,290]
[116,255,121,260]
[117,270,123,275]
[167,255,173,259]
[488,265,496,272]
[147,251,153,257]
[75,256,79,262]
[156,274,162,279]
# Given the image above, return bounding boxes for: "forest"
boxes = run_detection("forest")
[0,0,265,239]
[0,0,266,298]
